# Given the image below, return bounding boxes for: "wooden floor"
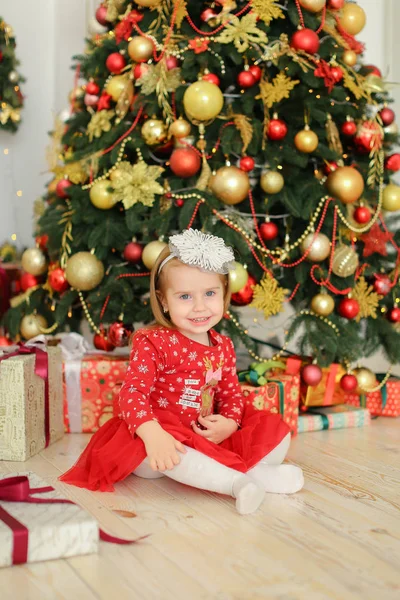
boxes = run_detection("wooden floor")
[1,419,400,600]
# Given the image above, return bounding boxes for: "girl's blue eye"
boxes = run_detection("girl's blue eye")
[205,290,216,297]
[180,294,191,300]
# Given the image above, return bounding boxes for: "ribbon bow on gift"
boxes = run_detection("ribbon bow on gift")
[0,475,147,565]
[238,360,286,386]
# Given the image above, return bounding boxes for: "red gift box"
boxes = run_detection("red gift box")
[240,357,301,435]
[345,377,400,417]
[63,354,129,433]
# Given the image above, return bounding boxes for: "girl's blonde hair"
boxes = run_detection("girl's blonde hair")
[149,246,232,329]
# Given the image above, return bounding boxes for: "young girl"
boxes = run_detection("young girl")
[60,229,304,514]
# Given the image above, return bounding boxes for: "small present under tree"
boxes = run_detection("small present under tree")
[4,0,400,396]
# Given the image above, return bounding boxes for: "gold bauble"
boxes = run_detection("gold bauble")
[127,36,154,62]
[134,0,160,6]
[384,122,399,137]
[331,244,359,277]
[382,184,400,212]
[229,262,249,294]
[141,118,168,146]
[65,252,104,291]
[339,3,366,36]
[89,180,117,210]
[174,134,195,149]
[68,86,85,104]
[21,248,47,276]
[342,49,357,67]
[326,166,364,204]
[260,170,284,194]
[48,179,58,194]
[168,118,191,139]
[294,126,319,153]
[183,81,224,123]
[209,166,250,205]
[142,240,168,270]
[354,367,376,393]
[20,314,48,341]
[299,0,326,12]
[300,233,331,262]
[106,75,130,101]
[310,292,335,316]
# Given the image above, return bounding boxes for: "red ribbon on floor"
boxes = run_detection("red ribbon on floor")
[0,476,147,565]
[0,343,50,447]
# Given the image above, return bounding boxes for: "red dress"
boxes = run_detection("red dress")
[60,327,290,491]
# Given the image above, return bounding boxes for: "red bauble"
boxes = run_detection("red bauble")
[323,161,338,175]
[200,8,217,22]
[165,56,179,70]
[20,272,39,292]
[267,118,288,141]
[108,322,134,347]
[341,119,357,136]
[55,179,72,198]
[372,274,391,296]
[302,364,323,387]
[354,121,383,154]
[327,0,345,9]
[93,333,115,351]
[385,153,400,172]
[353,206,371,224]
[340,374,358,392]
[291,29,320,55]
[237,70,256,88]
[379,107,395,127]
[0,335,12,346]
[364,65,382,78]
[133,63,150,80]
[35,234,49,250]
[106,52,126,74]
[123,241,143,263]
[175,198,185,208]
[169,148,201,178]
[231,274,257,306]
[338,298,360,320]
[259,221,279,241]
[202,73,220,86]
[239,156,255,172]
[249,65,262,82]
[86,81,100,95]
[48,268,69,293]
[95,5,108,26]
[388,307,400,323]
[331,66,343,83]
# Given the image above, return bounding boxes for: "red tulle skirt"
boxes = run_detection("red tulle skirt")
[60,405,290,492]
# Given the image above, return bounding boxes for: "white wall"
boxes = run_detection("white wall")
[0,0,87,249]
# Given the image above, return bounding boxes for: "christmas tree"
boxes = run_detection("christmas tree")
[0,17,24,132]
[4,0,400,393]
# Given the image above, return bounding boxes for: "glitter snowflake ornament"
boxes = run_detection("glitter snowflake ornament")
[168,229,235,274]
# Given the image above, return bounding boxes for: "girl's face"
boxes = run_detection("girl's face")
[159,263,225,344]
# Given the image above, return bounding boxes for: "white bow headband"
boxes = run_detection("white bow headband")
[158,229,236,275]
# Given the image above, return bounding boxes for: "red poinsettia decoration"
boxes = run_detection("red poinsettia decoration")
[97,93,113,111]
[360,223,392,257]
[188,37,210,54]
[314,60,338,93]
[115,10,143,44]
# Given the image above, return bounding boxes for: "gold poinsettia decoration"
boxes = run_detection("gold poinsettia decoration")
[110,160,165,210]
[0,103,21,125]
[216,13,268,53]
[137,63,182,96]
[250,274,286,319]
[175,0,188,28]
[105,0,126,22]
[52,161,89,185]
[257,72,300,109]
[250,0,285,26]
[351,276,382,322]
[87,110,114,142]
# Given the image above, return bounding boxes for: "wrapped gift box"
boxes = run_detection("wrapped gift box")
[301,363,346,407]
[345,377,400,417]
[63,353,129,433]
[240,370,301,435]
[0,346,64,461]
[298,404,371,433]
[0,472,98,567]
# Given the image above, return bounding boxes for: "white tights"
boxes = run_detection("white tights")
[133,434,303,515]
